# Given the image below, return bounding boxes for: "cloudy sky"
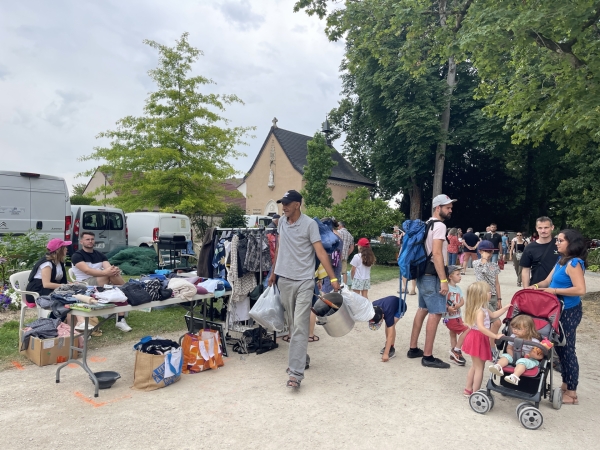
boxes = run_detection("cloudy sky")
[0,0,345,193]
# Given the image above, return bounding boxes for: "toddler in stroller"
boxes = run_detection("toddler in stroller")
[468,290,563,430]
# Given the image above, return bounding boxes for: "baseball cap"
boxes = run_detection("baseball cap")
[478,240,495,252]
[272,214,281,219]
[357,237,370,247]
[448,265,462,275]
[432,194,456,209]
[276,190,303,204]
[47,238,72,252]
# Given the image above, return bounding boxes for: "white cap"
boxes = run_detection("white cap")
[432,194,456,209]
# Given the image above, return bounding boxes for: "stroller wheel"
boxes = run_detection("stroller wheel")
[516,401,532,419]
[469,390,492,414]
[519,406,544,430]
[552,387,563,410]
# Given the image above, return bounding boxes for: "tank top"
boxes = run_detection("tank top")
[471,307,490,331]
[549,257,585,309]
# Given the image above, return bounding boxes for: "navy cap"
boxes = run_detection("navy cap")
[276,190,303,204]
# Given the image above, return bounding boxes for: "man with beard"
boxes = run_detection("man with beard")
[407,194,456,369]
[520,217,559,288]
[484,223,503,263]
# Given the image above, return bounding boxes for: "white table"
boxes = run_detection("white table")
[56,293,214,397]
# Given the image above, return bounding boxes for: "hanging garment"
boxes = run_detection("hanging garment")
[228,235,257,303]
[196,227,216,278]
[212,239,227,278]
[236,233,249,277]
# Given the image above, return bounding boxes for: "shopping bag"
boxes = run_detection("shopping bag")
[132,350,181,391]
[182,330,224,374]
[249,285,284,332]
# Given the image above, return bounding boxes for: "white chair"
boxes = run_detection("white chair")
[68,267,77,282]
[9,270,45,340]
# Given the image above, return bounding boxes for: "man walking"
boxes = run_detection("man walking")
[268,190,339,389]
[519,217,559,287]
[338,220,354,285]
[407,194,456,369]
[483,223,503,263]
[461,227,480,275]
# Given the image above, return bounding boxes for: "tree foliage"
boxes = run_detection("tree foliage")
[300,132,336,208]
[81,33,253,215]
[71,183,88,196]
[70,195,95,205]
[219,204,247,228]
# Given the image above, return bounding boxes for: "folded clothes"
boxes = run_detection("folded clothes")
[72,294,97,304]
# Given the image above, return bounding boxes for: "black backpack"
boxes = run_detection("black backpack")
[121,281,152,306]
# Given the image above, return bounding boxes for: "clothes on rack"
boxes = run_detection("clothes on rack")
[228,234,257,303]
[197,226,216,278]
[244,233,272,273]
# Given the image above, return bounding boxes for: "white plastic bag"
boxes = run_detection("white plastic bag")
[95,287,128,303]
[341,286,375,322]
[249,285,285,332]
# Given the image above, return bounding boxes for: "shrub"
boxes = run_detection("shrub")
[587,248,600,266]
[347,243,398,266]
[0,232,50,285]
[220,205,246,228]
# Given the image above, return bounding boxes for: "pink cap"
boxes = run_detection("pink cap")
[47,238,72,252]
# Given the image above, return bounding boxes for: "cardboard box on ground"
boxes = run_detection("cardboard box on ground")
[21,334,80,367]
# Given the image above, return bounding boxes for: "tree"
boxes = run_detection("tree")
[69,195,94,205]
[81,33,253,215]
[300,132,336,208]
[331,187,404,239]
[219,204,247,228]
[71,183,87,196]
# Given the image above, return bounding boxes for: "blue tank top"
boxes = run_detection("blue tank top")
[549,257,585,309]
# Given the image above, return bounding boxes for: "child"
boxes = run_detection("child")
[488,315,548,385]
[462,281,510,397]
[444,265,469,366]
[368,295,402,362]
[351,238,376,298]
[472,240,503,355]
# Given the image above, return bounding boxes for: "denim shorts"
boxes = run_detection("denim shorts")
[416,275,446,314]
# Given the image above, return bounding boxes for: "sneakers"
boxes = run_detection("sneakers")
[449,349,466,366]
[421,357,450,369]
[407,347,424,358]
[380,346,396,359]
[488,364,504,376]
[115,319,132,332]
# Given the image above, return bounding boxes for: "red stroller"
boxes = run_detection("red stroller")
[469,290,564,430]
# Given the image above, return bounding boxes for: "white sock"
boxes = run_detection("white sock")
[454,347,461,352]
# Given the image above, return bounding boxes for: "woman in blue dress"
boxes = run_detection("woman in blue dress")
[529,229,586,405]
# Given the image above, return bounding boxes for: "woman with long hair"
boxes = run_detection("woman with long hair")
[528,229,587,405]
[509,232,528,287]
[25,238,70,300]
[350,238,376,298]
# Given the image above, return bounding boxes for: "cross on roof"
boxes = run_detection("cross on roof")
[272,117,278,128]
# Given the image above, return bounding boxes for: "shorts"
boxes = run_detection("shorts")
[82,276,98,286]
[416,275,446,314]
[445,317,468,334]
[352,278,371,291]
[501,353,540,370]
[488,294,499,323]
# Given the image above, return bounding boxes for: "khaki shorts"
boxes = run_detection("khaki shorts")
[82,276,99,286]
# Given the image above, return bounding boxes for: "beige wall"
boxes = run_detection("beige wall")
[83,171,116,206]
[244,131,367,214]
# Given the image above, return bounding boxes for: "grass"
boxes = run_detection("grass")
[0,266,400,369]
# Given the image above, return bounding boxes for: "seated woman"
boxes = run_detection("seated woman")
[26,238,71,300]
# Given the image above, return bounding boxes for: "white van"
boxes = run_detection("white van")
[125,212,192,247]
[243,214,272,228]
[0,171,71,240]
[69,206,127,255]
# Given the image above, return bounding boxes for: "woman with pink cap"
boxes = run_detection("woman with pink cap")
[25,238,71,300]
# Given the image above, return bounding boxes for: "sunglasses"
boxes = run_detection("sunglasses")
[517,234,522,236]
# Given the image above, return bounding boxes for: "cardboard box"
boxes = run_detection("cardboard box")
[21,335,80,366]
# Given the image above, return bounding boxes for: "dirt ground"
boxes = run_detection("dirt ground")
[2,264,600,448]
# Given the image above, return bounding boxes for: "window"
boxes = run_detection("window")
[82,212,106,230]
[108,213,124,230]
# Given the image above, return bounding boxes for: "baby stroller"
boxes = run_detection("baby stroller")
[469,290,564,430]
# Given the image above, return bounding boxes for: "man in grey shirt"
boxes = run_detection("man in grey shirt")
[268,190,340,389]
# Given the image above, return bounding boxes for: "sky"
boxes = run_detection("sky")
[0,0,346,194]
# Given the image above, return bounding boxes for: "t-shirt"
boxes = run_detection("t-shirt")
[473,260,500,295]
[71,249,108,281]
[508,334,540,356]
[444,284,463,319]
[483,232,502,254]
[275,213,321,281]
[372,296,400,328]
[350,253,371,280]
[425,217,447,258]
[501,236,509,248]
[549,258,585,309]
[518,241,559,285]
[462,232,480,251]
[34,261,64,281]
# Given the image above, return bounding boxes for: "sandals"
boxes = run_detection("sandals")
[286,377,301,389]
[308,335,320,342]
[281,335,290,342]
[488,364,504,377]
[463,389,473,397]
[563,391,579,405]
[409,291,416,296]
[505,374,520,385]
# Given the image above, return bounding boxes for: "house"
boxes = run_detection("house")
[240,118,375,215]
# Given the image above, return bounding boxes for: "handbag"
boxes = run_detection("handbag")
[516,251,523,261]
[498,258,505,270]
[182,330,224,374]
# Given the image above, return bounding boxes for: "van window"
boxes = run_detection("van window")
[82,212,107,230]
[108,213,123,230]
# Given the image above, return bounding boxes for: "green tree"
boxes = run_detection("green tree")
[69,195,95,205]
[219,204,247,228]
[300,132,336,208]
[81,33,253,215]
[331,187,404,239]
[71,183,88,196]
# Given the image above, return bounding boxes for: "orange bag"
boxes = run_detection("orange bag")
[182,330,224,374]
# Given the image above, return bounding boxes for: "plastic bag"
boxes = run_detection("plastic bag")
[340,286,375,322]
[249,285,284,332]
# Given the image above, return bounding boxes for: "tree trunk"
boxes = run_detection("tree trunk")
[409,178,422,220]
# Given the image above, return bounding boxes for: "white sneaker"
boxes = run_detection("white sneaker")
[115,319,132,332]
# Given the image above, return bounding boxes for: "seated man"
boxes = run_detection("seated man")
[71,231,131,332]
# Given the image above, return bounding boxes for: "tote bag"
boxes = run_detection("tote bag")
[182,330,224,374]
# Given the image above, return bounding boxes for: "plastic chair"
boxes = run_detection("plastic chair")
[68,267,77,282]
[9,270,43,340]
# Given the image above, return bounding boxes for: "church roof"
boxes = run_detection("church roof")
[246,126,375,187]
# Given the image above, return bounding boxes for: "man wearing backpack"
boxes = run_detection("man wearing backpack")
[407,194,456,369]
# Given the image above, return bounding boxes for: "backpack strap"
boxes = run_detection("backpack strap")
[423,220,441,259]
